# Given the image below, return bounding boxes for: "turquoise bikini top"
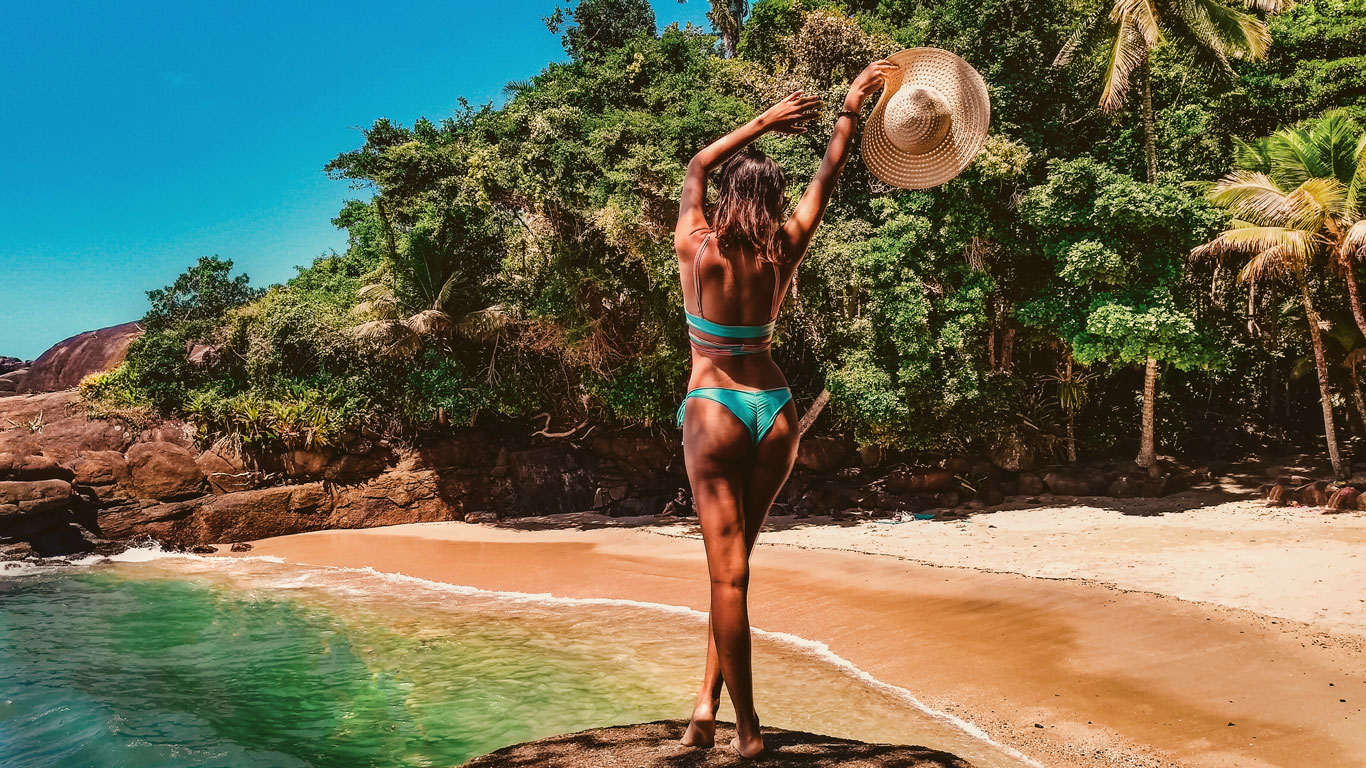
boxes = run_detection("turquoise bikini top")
[684,234,782,357]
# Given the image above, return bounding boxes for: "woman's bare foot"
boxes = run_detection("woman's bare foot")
[679,696,719,747]
[730,712,764,758]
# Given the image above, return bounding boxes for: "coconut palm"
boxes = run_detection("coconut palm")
[1056,0,1278,469]
[1055,0,1278,183]
[1194,111,1366,478]
[1218,111,1366,336]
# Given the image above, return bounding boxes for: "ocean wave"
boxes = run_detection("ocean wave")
[7,545,1040,767]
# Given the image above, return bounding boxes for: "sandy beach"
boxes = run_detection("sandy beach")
[240,493,1366,768]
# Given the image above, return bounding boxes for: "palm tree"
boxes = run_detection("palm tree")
[1055,0,1278,184]
[708,1,748,59]
[1194,111,1366,478]
[1055,0,1278,469]
[1221,111,1366,336]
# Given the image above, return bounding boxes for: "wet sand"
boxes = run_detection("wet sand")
[243,518,1366,768]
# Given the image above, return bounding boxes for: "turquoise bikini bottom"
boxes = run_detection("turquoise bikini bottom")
[676,387,793,445]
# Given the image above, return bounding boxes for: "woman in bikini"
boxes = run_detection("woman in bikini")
[674,59,896,758]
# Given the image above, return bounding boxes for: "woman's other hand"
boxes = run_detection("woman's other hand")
[758,91,821,135]
[843,59,898,112]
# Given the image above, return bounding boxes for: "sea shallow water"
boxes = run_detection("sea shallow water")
[0,551,1036,768]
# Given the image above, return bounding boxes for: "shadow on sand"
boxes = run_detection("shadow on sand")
[460,720,974,767]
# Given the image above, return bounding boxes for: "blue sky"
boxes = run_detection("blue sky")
[0,0,711,360]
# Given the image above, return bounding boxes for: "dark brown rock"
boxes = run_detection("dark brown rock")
[0,452,72,481]
[196,449,255,493]
[1293,480,1333,507]
[1325,486,1358,512]
[882,468,955,494]
[72,450,133,501]
[794,436,853,473]
[1108,475,1140,498]
[229,541,253,552]
[0,391,134,463]
[19,321,142,393]
[508,447,592,516]
[0,479,73,516]
[126,441,205,500]
[283,448,332,478]
[459,720,969,767]
[1042,470,1096,496]
[989,433,1036,472]
[1017,472,1044,496]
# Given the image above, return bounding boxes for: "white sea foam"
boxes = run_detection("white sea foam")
[13,544,1041,767]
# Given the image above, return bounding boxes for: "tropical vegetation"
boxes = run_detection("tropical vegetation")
[84,0,1366,470]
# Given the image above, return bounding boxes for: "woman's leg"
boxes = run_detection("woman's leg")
[679,397,754,749]
[681,398,799,755]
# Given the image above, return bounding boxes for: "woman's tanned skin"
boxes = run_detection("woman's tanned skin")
[674,59,896,758]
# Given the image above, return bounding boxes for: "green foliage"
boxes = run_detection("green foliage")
[545,0,657,61]
[100,0,1366,462]
[143,256,262,333]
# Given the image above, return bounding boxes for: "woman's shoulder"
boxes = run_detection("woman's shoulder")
[675,226,714,259]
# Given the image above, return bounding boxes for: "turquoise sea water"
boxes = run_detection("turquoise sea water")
[0,554,1034,768]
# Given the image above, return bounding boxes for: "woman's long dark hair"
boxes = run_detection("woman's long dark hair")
[712,147,787,264]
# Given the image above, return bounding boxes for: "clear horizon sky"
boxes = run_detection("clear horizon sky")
[0,0,712,361]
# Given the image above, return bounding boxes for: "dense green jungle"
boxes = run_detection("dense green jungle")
[82,0,1366,473]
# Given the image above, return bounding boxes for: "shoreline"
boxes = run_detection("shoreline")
[238,517,1366,768]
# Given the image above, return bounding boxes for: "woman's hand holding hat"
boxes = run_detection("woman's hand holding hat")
[844,59,899,113]
[758,91,822,135]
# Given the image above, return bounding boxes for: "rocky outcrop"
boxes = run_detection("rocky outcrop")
[125,441,205,500]
[459,720,969,767]
[18,321,142,393]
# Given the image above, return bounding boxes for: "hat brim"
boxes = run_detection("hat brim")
[862,48,991,190]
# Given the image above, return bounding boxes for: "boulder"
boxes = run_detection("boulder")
[1325,486,1357,512]
[0,479,73,517]
[0,391,134,463]
[989,433,1037,472]
[795,436,853,473]
[0,368,28,393]
[508,447,593,516]
[1293,480,1333,507]
[1042,470,1098,496]
[0,452,73,481]
[196,449,255,494]
[72,451,133,501]
[1017,472,1044,496]
[329,469,461,527]
[126,441,205,500]
[1108,475,1140,498]
[882,467,955,494]
[0,356,27,376]
[19,321,142,393]
[858,444,882,467]
[283,448,332,478]
[459,720,971,768]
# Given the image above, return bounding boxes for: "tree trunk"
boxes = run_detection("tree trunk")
[1301,279,1347,479]
[1140,59,1159,184]
[1341,254,1366,339]
[1065,356,1078,464]
[1135,356,1159,469]
[798,388,830,437]
[1350,366,1366,438]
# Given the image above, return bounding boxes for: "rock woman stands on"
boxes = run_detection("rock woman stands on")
[673,59,896,758]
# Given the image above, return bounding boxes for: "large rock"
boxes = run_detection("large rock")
[0,391,134,463]
[989,432,1037,472]
[508,446,593,515]
[795,436,853,473]
[0,368,28,393]
[196,449,256,494]
[0,452,73,481]
[1042,469,1104,496]
[72,451,133,501]
[126,441,205,500]
[0,479,73,517]
[460,720,969,767]
[19,321,142,393]
[882,467,956,494]
[0,356,27,375]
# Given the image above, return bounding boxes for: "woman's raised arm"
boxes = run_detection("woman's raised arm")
[781,60,897,259]
[675,91,822,250]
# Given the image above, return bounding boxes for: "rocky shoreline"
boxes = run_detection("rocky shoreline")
[2,384,1228,561]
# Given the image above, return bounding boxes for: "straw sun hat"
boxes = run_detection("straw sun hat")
[861,48,991,190]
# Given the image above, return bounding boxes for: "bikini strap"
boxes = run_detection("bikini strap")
[769,259,783,319]
[692,234,712,319]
